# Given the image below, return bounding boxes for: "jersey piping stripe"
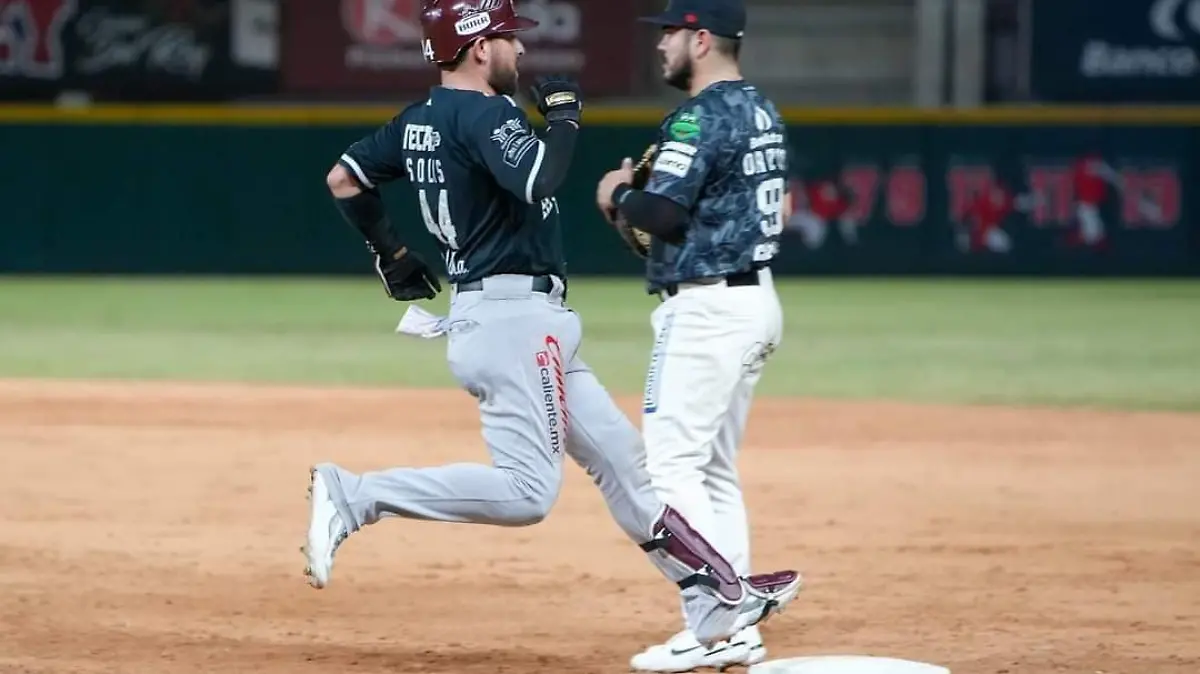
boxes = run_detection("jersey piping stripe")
[524,141,546,204]
[340,153,374,190]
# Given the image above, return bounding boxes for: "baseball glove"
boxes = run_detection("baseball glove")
[607,143,658,258]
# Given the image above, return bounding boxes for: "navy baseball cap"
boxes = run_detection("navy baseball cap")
[639,0,746,39]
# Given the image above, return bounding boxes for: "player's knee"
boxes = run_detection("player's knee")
[506,494,556,525]
[503,472,560,526]
[507,498,551,526]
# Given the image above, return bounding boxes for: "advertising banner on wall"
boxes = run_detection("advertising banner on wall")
[0,0,279,101]
[775,123,1193,275]
[281,0,639,98]
[1029,0,1200,102]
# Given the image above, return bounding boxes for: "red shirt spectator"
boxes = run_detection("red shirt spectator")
[1072,154,1113,205]
[805,180,848,221]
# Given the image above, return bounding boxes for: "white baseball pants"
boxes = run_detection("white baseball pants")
[1076,203,1105,244]
[641,268,784,578]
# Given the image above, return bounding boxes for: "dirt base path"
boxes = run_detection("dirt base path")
[1,379,1197,673]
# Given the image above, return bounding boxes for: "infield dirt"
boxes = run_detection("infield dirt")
[1,379,1197,673]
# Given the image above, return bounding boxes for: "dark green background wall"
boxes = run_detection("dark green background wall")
[1,116,1195,276]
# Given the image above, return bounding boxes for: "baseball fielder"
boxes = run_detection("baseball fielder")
[304,0,801,649]
[1069,152,1121,247]
[960,183,1017,254]
[595,0,789,670]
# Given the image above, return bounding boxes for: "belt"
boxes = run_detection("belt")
[453,274,561,295]
[661,269,760,298]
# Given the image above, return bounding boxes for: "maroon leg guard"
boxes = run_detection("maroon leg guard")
[639,505,744,604]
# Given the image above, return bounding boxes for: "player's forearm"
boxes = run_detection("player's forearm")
[332,188,404,256]
[611,186,689,241]
[527,121,579,201]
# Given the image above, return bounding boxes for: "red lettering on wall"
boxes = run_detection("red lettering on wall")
[1121,168,1181,228]
[946,165,994,221]
[1025,166,1073,226]
[885,165,926,226]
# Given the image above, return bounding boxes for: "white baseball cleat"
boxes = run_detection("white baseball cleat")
[631,626,766,673]
[302,466,348,589]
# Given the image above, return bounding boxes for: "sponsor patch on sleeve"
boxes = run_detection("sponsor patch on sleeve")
[669,112,701,141]
[652,149,694,178]
[661,141,698,156]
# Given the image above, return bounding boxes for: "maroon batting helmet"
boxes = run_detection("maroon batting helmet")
[420,0,539,65]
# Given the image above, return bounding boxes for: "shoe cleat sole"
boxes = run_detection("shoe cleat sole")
[303,466,318,587]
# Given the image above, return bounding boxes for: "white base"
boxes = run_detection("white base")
[749,655,950,674]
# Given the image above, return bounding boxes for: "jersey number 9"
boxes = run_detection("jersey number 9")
[419,188,460,250]
[754,177,785,262]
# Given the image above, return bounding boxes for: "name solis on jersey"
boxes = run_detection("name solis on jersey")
[406,156,445,184]
[404,123,445,184]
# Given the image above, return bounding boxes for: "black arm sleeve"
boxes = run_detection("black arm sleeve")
[612,184,690,241]
[528,120,578,202]
[333,188,403,256]
[473,102,575,204]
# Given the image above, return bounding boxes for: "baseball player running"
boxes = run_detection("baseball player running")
[596,0,789,670]
[305,0,801,649]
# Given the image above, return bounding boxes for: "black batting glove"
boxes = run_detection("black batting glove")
[371,245,442,301]
[529,74,582,126]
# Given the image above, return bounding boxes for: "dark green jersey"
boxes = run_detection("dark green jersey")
[338,87,565,284]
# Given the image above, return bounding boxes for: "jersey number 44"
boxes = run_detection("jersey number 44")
[418,187,467,276]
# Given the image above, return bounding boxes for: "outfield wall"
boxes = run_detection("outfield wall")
[1,105,1197,276]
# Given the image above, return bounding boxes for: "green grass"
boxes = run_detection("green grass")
[1,276,1197,410]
